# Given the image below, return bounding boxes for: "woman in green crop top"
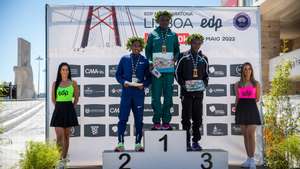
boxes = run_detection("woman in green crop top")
[50,62,79,165]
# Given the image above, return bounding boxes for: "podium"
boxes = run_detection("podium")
[103,130,228,169]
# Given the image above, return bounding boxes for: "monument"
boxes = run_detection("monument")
[13,38,35,99]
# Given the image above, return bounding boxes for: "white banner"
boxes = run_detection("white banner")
[46,5,263,166]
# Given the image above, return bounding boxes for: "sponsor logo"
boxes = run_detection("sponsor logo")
[170,104,179,116]
[84,124,105,137]
[109,65,118,77]
[143,104,153,116]
[233,12,251,31]
[109,84,122,97]
[143,104,179,116]
[169,123,180,130]
[84,85,105,97]
[144,87,151,97]
[187,125,204,136]
[74,104,80,117]
[109,124,130,137]
[84,65,105,77]
[173,85,179,96]
[231,103,236,115]
[69,64,81,77]
[84,104,105,117]
[70,125,80,137]
[144,15,222,32]
[230,84,236,96]
[206,84,227,97]
[209,65,227,77]
[206,104,227,116]
[230,64,243,77]
[207,123,228,136]
[57,89,68,97]
[108,104,120,116]
[141,123,155,131]
[231,123,242,135]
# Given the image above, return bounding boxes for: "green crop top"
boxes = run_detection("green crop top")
[56,82,74,102]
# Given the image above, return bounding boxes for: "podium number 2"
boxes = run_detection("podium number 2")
[201,153,213,169]
[119,153,131,169]
[159,134,168,152]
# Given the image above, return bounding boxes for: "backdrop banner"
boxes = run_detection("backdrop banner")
[46,5,263,166]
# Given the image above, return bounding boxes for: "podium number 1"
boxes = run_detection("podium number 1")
[159,134,168,152]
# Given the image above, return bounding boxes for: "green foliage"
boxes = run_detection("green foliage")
[265,150,289,169]
[265,135,300,169]
[270,60,292,97]
[154,10,172,23]
[185,33,204,45]
[263,60,300,169]
[0,83,7,97]
[19,141,60,169]
[126,36,145,51]
[279,135,300,166]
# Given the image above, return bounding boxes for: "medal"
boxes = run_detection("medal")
[161,31,167,54]
[193,69,198,77]
[132,74,138,83]
[162,45,167,54]
[131,55,140,83]
[191,52,201,78]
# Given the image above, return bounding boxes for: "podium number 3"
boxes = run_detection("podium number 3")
[201,153,213,169]
[159,134,168,152]
[119,153,131,169]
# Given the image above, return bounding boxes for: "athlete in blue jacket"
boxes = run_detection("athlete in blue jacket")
[115,37,151,152]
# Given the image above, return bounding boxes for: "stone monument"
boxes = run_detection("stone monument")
[13,38,35,99]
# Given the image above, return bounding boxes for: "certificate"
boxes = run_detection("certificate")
[153,52,174,73]
[129,82,143,87]
[125,81,143,87]
[185,80,206,92]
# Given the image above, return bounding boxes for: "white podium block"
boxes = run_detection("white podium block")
[103,151,146,169]
[103,130,228,169]
[144,130,186,153]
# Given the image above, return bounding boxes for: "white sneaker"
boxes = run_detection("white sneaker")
[56,159,67,169]
[56,161,65,169]
[241,158,250,168]
[249,158,256,169]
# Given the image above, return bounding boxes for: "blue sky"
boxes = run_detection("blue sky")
[0,0,220,94]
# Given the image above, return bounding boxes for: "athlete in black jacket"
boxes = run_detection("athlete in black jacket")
[175,34,209,151]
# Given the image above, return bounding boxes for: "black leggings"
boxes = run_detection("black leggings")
[181,94,203,143]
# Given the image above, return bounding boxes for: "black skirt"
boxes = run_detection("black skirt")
[235,99,261,125]
[50,101,79,128]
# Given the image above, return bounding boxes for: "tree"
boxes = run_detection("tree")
[263,60,300,169]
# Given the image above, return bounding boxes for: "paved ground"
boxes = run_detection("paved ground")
[69,165,267,169]
[0,100,45,169]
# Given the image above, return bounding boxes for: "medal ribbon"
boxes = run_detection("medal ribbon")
[190,53,199,69]
[131,54,140,76]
